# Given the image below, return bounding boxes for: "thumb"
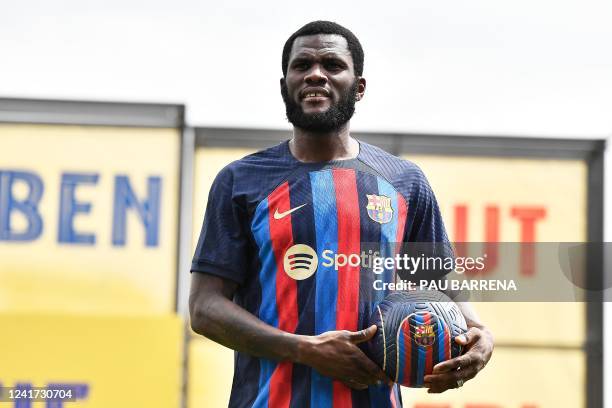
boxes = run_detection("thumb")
[350,325,377,344]
[455,334,468,345]
[455,328,476,345]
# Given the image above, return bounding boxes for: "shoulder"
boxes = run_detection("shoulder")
[213,141,293,184]
[358,140,424,177]
[358,140,429,196]
[209,141,297,209]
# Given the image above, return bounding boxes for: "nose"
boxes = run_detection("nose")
[304,64,327,84]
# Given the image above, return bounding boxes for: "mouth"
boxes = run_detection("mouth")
[300,88,331,102]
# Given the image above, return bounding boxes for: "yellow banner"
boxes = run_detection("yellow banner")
[405,155,587,243]
[0,124,180,314]
[0,313,183,407]
[188,337,234,408]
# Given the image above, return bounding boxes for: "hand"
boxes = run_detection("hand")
[423,326,494,393]
[298,325,392,390]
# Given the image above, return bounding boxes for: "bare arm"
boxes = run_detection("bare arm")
[189,272,391,389]
[189,271,299,360]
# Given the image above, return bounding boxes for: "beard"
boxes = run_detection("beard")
[281,79,358,133]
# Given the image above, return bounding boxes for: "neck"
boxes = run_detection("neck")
[289,122,359,163]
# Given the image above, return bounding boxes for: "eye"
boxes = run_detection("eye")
[324,61,344,71]
[292,61,310,71]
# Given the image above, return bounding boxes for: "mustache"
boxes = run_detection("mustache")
[281,79,358,132]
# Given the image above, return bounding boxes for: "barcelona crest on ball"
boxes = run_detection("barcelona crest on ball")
[366,194,393,224]
[414,323,436,346]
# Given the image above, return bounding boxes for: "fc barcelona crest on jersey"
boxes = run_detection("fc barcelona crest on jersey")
[414,324,435,346]
[366,194,393,224]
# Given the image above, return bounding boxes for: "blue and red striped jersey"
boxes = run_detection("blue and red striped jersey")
[192,140,450,408]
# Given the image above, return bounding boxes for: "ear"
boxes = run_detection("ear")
[356,77,366,101]
[280,77,285,88]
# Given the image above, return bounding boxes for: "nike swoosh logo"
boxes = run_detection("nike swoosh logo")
[274,203,307,219]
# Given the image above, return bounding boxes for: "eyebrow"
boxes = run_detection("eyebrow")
[291,51,348,61]
[289,56,349,70]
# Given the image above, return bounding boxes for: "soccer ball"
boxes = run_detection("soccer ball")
[366,290,467,387]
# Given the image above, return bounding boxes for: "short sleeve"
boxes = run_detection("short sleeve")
[400,165,454,282]
[405,165,450,245]
[191,166,250,285]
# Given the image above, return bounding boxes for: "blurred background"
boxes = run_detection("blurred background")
[1,0,610,407]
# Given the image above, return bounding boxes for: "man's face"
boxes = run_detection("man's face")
[281,34,365,132]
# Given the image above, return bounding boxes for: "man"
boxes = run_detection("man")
[190,20,493,407]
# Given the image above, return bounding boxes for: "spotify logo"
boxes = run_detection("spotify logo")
[283,244,318,280]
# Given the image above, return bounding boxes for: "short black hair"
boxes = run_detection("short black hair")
[282,20,364,77]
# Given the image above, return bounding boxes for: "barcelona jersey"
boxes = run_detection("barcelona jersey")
[192,140,450,408]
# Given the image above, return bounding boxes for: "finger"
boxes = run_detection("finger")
[427,379,454,393]
[455,327,481,346]
[342,380,368,390]
[432,353,474,374]
[431,361,453,374]
[463,366,479,382]
[373,369,393,386]
[425,364,478,385]
[427,373,476,394]
[426,380,455,394]
[455,334,468,345]
[347,361,381,385]
[352,372,377,386]
[352,348,393,385]
[350,325,377,344]
[354,365,385,386]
